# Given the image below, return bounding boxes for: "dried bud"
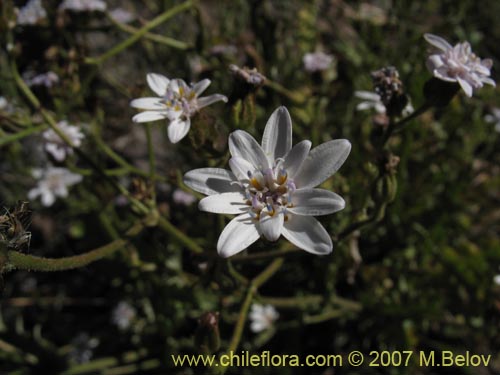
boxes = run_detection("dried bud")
[371,66,410,117]
[229,64,266,87]
[0,201,32,252]
[194,312,220,353]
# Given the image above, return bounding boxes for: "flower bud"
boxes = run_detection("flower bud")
[371,66,411,117]
[194,312,220,353]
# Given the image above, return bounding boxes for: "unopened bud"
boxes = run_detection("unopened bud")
[371,66,411,117]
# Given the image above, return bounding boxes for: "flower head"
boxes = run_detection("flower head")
[249,304,279,333]
[24,71,59,88]
[17,0,47,25]
[130,73,228,143]
[484,108,500,133]
[184,106,351,257]
[111,301,136,330]
[303,52,334,72]
[424,33,495,97]
[43,121,85,162]
[28,167,82,207]
[59,0,107,12]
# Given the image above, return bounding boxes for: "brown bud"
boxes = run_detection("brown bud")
[194,312,220,353]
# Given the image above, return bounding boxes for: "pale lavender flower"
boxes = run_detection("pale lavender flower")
[24,71,59,88]
[108,8,135,23]
[424,33,495,97]
[112,302,136,330]
[43,121,85,162]
[68,333,99,364]
[59,0,107,12]
[484,108,500,133]
[249,304,279,333]
[28,167,83,207]
[303,51,334,72]
[130,73,228,143]
[173,189,196,206]
[184,107,350,257]
[16,0,47,25]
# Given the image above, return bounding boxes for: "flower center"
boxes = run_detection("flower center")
[243,159,295,220]
[161,80,197,117]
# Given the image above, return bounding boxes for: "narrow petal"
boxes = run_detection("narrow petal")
[41,192,56,207]
[282,140,311,179]
[199,193,248,214]
[294,139,351,189]
[287,188,345,216]
[259,212,284,242]
[229,156,254,181]
[146,73,169,96]
[424,34,453,52]
[281,215,332,255]
[457,76,473,97]
[261,106,292,163]
[217,213,260,258]
[192,79,211,96]
[229,130,270,170]
[183,168,240,195]
[130,97,166,110]
[354,91,381,101]
[132,111,169,123]
[168,117,190,143]
[197,94,228,109]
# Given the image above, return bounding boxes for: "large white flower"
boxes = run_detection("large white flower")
[184,106,351,257]
[43,121,85,162]
[130,73,228,143]
[424,33,495,97]
[28,167,83,207]
[249,304,279,333]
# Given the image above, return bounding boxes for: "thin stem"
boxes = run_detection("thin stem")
[156,217,204,254]
[0,124,47,147]
[393,101,432,133]
[144,123,157,203]
[264,80,306,104]
[85,1,193,65]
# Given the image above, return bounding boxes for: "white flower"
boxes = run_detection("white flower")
[111,302,136,330]
[173,189,196,206]
[43,121,85,162]
[424,33,495,97]
[131,74,228,143]
[303,52,334,72]
[494,274,500,286]
[354,91,386,114]
[16,0,47,25]
[484,108,500,133]
[249,304,279,333]
[183,106,351,257]
[24,71,59,88]
[108,8,135,23]
[28,167,82,207]
[59,0,107,12]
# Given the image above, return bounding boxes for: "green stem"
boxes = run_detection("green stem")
[0,124,47,147]
[264,80,306,104]
[85,1,193,65]
[156,217,203,254]
[144,123,157,202]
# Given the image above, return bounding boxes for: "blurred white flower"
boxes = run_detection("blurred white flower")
[484,108,500,133]
[354,91,386,114]
[494,274,500,286]
[28,167,82,207]
[43,121,85,162]
[17,0,47,25]
[173,189,196,206]
[108,8,134,23]
[184,106,350,257]
[303,51,334,72]
[24,71,59,88]
[249,304,279,333]
[59,0,107,12]
[130,73,228,143]
[111,301,136,330]
[68,333,99,364]
[424,33,495,97]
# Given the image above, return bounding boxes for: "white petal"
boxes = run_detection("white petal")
[217,213,260,258]
[27,187,41,200]
[261,106,292,163]
[282,215,332,255]
[426,55,444,72]
[197,94,228,109]
[287,188,345,216]
[229,156,254,181]
[282,140,311,179]
[130,97,166,110]
[354,91,381,101]
[457,76,473,97]
[168,117,190,143]
[424,33,453,52]
[198,193,248,214]
[192,79,211,96]
[294,139,351,189]
[132,111,169,123]
[41,191,56,207]
[183,168,240,195]
[259,212,284,242]
[229,130,270,170]
[146,73,169,96]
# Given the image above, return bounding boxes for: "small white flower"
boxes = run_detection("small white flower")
[43,121,85,162]
[130,73,228,143]
[173,189,196,206]
[354,91,386,114]
[494,274,500,286]
[111,301,136,330]
[108,8,135,24]
[184,106,351,257]
[69,333,99,364]
[28,167,82,207]
[16,0,47,25]
[424,33,495,97]
[249,304,279,333]
[59,0,107,12]
[24,71,59,88]
[484,108,500,133]
[303,52,334,72]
